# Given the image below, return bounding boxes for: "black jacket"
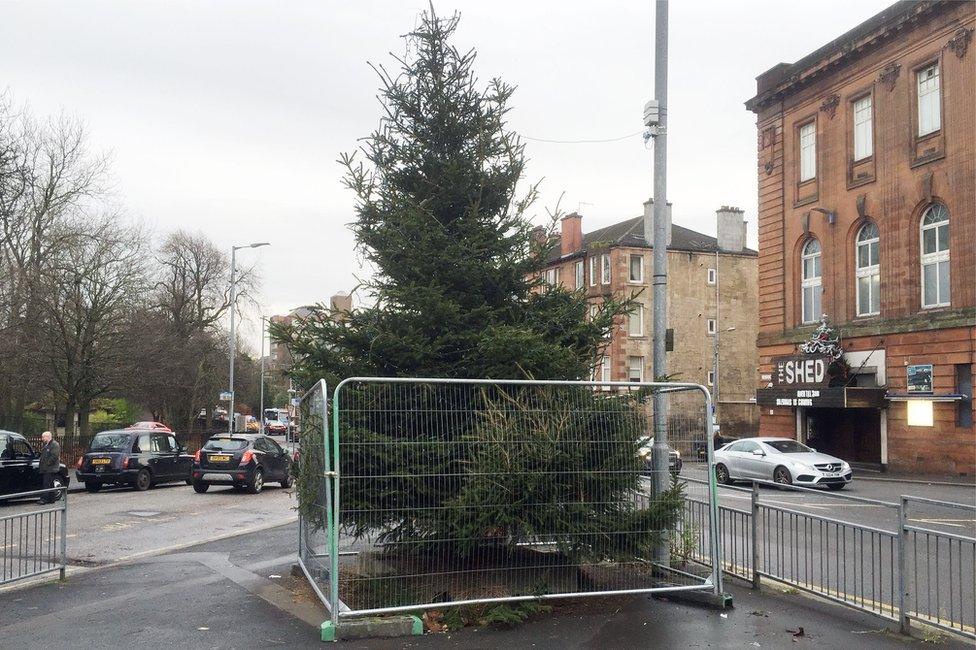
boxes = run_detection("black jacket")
[39,440,61,473]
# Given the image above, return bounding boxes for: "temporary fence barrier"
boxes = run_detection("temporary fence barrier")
[682,476,975,641]
[0,486,68,587]
[297,377,724,632]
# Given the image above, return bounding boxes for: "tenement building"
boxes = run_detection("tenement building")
[540,203,759,437]
[747,1,974,475]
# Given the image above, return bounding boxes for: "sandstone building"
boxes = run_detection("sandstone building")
[747,1,974,474]
[540,203,759,436]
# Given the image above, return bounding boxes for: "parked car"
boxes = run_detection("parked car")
[0,430,70,499]
[263,408,289,436]
[713,437,852,490]
[637,436,682,474]
[192,434,292,494]
[76,429,193,492]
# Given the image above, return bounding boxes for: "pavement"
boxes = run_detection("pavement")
[1,521,969,649]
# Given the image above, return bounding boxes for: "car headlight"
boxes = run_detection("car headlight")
[794,462,815,472]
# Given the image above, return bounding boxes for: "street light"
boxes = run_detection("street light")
[228,242,270,433]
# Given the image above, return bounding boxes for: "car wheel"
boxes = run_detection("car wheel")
[826,483,846,491]
[84,481,102,493]
[280,472,292,489]
[715,463,731,485]
[248,468,264,494]
[773,466,792,487]
[135,469,152,491]
[192,481,210,494]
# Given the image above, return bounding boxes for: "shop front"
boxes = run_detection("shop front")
[756,353,887,468]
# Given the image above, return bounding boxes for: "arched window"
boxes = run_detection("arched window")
[801,238,822,324]
[855,222,880,316]
[920,204,950,308]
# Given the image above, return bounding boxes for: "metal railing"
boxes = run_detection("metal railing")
[297,378,724,631]
[1,487,68,587]
[682,477,975,640]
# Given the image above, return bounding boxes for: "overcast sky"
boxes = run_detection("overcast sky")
[1,0,891,350]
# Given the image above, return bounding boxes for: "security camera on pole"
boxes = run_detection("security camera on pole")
[227,242,270,434]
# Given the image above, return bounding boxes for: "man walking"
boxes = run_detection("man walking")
[38,431,62,504]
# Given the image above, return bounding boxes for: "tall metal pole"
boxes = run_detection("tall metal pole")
[713,234,720,422]
[259,316,266,435]
[650,0,670,565]
[228,246,237,434]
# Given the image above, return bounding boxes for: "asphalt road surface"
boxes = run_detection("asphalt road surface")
[1,480,297,568]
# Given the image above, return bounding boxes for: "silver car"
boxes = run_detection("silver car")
[713,437,852,490]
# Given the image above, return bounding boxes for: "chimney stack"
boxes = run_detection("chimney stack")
[643,198,672,248]
[531,225,547,247]
[560,213,583,255]
[716,206,746,252]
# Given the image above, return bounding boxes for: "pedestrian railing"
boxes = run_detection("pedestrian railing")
[297,377,725,635]
[1,487,68,587]
[682,477,975,640]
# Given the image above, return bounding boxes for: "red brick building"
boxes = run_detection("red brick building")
[747,1,974,475]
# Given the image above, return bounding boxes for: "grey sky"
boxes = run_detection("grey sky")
[0,0,891,350]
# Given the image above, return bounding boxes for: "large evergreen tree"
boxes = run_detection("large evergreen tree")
[274,8,629,384]
[278,9,681,579]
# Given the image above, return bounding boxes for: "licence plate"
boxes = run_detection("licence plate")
[209,454,231,462]
[823,472,839,478]
[92,458,111,465]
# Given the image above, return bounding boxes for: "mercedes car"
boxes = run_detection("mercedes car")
[713,437,852,490]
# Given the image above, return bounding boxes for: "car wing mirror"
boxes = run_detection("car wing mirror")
[752,449,765,456]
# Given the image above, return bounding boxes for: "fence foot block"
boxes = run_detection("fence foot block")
[321,615,424,642]
[655,590,733,610]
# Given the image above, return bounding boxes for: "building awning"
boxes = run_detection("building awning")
[885,393,969,403]
[756,387,886,409]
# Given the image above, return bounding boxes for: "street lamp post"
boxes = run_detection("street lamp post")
[228,242,270,433]
[259,316,266,436]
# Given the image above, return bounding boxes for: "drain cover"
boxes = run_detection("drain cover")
[127,511,162,518]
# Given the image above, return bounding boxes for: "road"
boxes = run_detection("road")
[679,463,975,536]
[1,481,297,568]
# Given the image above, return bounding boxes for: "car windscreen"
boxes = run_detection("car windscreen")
[203,439,249,451]
[89,433,131,452]
[764,440,812,454]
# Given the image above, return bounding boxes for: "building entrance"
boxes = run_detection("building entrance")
[805,407,882,466]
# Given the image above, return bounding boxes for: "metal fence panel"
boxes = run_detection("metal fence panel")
[902,496,976,639]
[296,379,339,625]
[325,378,720,618]
[1,487,67,586]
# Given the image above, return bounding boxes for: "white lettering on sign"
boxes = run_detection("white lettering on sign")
[775,357,827,387]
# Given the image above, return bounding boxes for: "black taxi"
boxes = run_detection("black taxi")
[0,430,70,499]
[76,428,193,492]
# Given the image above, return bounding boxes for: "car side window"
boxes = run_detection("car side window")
[726,441,745,452]
[10,439,33,458]
[133,434,150,453]
[254,438,271,453]
[167,435,178,452]
[738,441,759,453]
[267,439,284,455]
[151,433,172,453]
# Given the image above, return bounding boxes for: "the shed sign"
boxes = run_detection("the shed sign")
[772,354,830,388]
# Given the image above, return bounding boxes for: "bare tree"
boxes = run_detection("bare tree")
[0,98,109,430]
[37,215,148,438]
